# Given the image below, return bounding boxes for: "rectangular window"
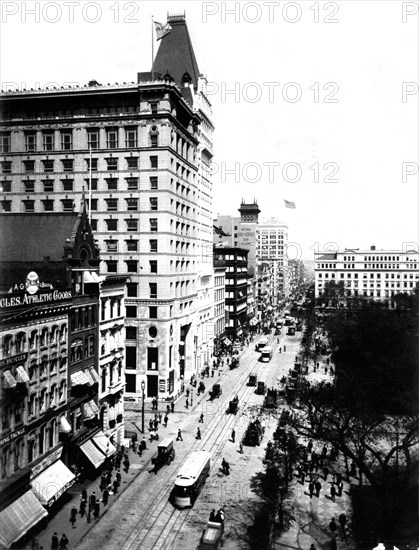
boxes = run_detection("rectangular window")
[150,197,158,211]
[125,346,137,369]
[125,373,136,393]
[25,132,36,152]
[126,198,138,211]
[126,219,138,232]
[87,129,99,149]
[126,260,138,272]
[106,240,117,252]
[126,306,137,318]
[106,158,118,171]
[150,134,158,148]
[126,283,138,297]
[106,219,118,231]
[84,178,97,190]
[126,157,138,170]
[150,260,158,273]
[149,306,157,319]
[126,239,138,251]
[23,160,35,173]
[42,132,54,151]
[125,127,137,148]
[0,133,11,153]
[1,181,11,192]
[106,260,117,273]
[89,198,98,211]
[126,327,137,340]
[61,199,74,212]
[106,198,118,211]
[147,347,158,370]
[150,218,158,232]
[150,176,158,189]
[1,161,12,173]
[106,178,118,190]
[126,177,138,190]
[42,199,54,211]
[60,131,72,150]
[106,129,119,149]
[42,160,54,172]
[1,201,11,212]
[149,283,157,299]
[43,180,54,192]
[91,219,98,230]
[24,200,35,212]
[86,158,98,171]
[62,159,73,172]
[150,156,158,169]
[150,239,158,252]
[62,179,73,191]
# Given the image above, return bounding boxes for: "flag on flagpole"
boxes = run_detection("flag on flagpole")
[284,200,296,209]
[154,21,172,41]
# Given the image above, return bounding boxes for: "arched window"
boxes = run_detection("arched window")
[101,368,107,393]
[50,326,58,344]
[59,324,67,342]
[40,327,49,347]
[2,334,13,356]
[29,330,38,350]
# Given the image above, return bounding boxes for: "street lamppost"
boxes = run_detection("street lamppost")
[141,380,145,434]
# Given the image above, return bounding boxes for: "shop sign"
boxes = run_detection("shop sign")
[0,426,25,447]
[0,289,72,309]
[30,447,62,479]
[158,379,166,393]
[0,353,28,369]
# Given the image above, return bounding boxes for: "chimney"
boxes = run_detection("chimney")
[371,245,376,250]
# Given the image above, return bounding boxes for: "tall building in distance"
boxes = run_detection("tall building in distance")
[257,218,289,304]
[0,13,215,401]
[314,246,419,301]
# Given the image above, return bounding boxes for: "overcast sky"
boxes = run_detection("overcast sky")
[1,0,418,259]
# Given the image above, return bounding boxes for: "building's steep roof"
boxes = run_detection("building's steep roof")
[0,214,78,262]
[316,253,337,261]
[152,14,200,91]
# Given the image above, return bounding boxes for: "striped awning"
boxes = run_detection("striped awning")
[84,369,95,386]
[16,366,30,383]
[89,400,99,414]
[92,431,117,457]
[79,439,106,469]
[0,490,47,548]
[59,416,72,434]
[3,370,17,388]
[82,402,95,420]
[89,367,100,384]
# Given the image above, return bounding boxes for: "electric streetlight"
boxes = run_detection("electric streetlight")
[141,380,146,434]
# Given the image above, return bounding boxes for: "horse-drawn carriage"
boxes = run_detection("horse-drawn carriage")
[210,383,222,400]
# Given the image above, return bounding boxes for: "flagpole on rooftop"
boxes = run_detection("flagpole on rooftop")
[151,15,154,80]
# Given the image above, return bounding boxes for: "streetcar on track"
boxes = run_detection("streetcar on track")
[172,451,211,508]
[255,336,269,351]
[260,346,273,362]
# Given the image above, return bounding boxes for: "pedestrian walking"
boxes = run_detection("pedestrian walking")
[330,484,336,502]
[231,429,236,443]
[239,441,244,454]
[337,481,343,496]
[211,369,214,377]
[323,466,329,480]
[79,497,86,517]
[338,513,347,531]
[301,471,306,484]
[284,345,286,352]
[163,414,168,427]
[186,388,190,398]
[70,505,77,526]
[140,436,147,451]
[196,427,201,439]
[278,346,281,353]
[93,500,100,519]
[309,481,314,498]
[209,509,216,522]
[221,458,227,475]
[124,455,130,473]
[176,428,183,441]
[225,461,230,475]
[116,470,121,485]
[102,488,109,506]
[149,418,154,431]
[329,518,337,533]
[158,412,162,423]
[315,480,321,497]
[112,479,119,493]
[89,492,96,508]
[199,412,204,423]
[51,533,59,549]
[185,398,189,409]
[100,473,106,491]
[59,534,69,549]
[171,402,175,413]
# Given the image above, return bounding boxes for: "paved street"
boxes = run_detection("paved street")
[17,329,354,550]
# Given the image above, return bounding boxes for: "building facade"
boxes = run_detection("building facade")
[0,14,215,402]
[314,246,419,300]
[257,218,289,305]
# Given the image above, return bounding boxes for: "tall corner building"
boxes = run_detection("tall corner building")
[257,218,289,304]
[0,13,215,401]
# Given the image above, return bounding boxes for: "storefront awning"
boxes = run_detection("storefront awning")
[83,271,101,283]
[0,490,47,548]
[71,371,90,386]
[3,370,17,388]
[79,439,106,469]
[89,367,100,384]
[31,460,75,506]
[89,400,99,414]
[92,431,117,457]
[84,369,95,386]
[223,338,231,346]
[16,366,30,383]
[59,416,72,434]
[82,402,95,420]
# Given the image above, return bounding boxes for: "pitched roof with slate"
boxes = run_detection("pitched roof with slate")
[0,213,78,263]
[152,15,200,92]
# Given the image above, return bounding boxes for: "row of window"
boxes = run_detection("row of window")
[318,272,418,279]
[1,175,158,192]
[2,325,67,356]
[70,336,95,364]
[0,156,158,173]
[0,128,159,152]
[29,357,67,381]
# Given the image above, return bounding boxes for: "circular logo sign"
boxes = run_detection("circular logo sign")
[25,271,39,295]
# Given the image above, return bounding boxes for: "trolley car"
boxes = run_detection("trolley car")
[172,451,211,508]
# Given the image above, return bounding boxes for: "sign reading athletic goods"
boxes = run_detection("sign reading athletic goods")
[0,289,72,309]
